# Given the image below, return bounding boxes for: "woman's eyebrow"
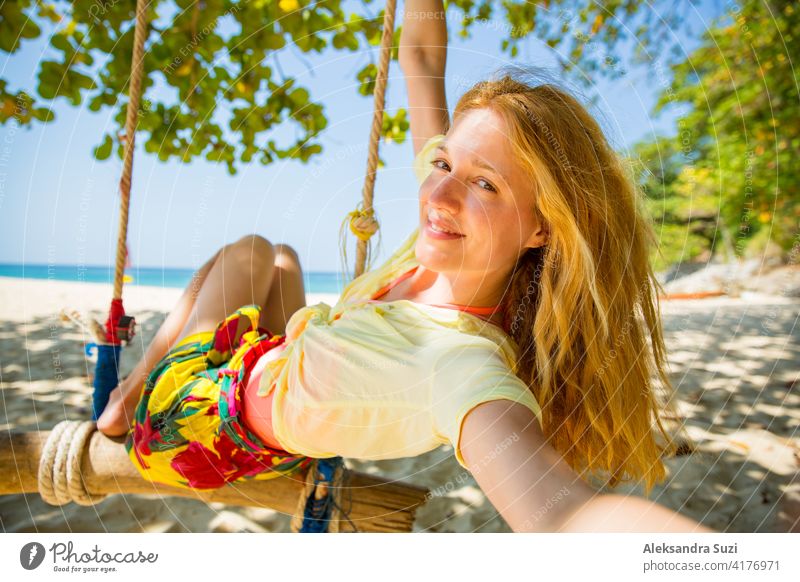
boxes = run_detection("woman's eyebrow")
[436,143,502,176]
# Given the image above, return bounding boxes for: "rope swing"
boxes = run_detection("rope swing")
[297,0,399,530]
[37,421,107,507]
[2,426,427,532]
[23,0,415,534]
[83,0,150,422]
[340,0,398,280]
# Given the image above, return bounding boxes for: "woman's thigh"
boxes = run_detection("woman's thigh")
[259,243,307,336]
[177,235,277,342]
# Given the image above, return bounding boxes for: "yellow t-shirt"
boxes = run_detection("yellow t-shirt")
[259,134,543,468]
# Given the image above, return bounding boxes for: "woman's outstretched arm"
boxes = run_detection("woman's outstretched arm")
[459,399,715,533]
[399,0,450,156]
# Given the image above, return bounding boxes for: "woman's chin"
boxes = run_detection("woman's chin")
[414,245,461,273]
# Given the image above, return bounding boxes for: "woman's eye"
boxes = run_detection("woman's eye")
[430,159,497,192]
[477,179,497,192]
[430,159,450,171]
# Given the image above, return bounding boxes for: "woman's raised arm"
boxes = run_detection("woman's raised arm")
[459,400,715,533]
[399,0,450,157]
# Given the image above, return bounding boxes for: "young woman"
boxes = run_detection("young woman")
[97,0,712,533]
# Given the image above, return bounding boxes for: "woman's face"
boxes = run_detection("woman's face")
[416,108,547,285]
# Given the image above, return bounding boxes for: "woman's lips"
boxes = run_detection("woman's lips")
[425,219,465,240]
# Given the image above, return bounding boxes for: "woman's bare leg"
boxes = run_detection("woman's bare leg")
[94,247,221,436]
[96,235,278,436]
[241,244,308,447]
[258,244,307,336]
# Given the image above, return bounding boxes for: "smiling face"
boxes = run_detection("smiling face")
[416,107,548,295]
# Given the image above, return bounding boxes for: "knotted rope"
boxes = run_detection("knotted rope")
[38,420,107,507]
[290,457,356,533]
[41,0,399,532]
[340,0,398,280]
[113,0,149,301]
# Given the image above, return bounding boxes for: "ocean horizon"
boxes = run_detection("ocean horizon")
[0,263,347,294]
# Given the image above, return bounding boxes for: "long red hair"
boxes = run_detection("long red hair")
[455,68,684,493]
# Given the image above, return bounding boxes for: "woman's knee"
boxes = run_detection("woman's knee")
[273,243,301,269]
[226,234,276,270]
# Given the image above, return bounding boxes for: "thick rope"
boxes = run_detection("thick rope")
[310,0,399,530]
[290,458,354,533]
[342,0,398,280]
[290,462,319,532]
[38,420,107,507]
[37,420,67,505]
[113,0,149,300]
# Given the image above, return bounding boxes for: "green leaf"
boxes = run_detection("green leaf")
[94,134,113,160]
[51,33,71,52]
[32,107,54,122]
[0,2,42,53]
[289,87,309,106]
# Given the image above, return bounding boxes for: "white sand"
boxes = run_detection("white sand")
[1,276,798,532]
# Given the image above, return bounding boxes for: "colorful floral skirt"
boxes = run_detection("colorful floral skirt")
[124,305,314,490]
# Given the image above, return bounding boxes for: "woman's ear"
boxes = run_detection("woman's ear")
[524,220,549,250]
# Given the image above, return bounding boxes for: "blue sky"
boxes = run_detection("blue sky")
[0,0,723,272]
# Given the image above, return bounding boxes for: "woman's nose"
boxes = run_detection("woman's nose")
[428,176,463,211]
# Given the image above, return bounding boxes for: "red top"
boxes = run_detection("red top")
[368,266,503,319]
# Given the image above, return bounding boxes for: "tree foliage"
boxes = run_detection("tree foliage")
[634,0,799,261]
[4,1,795,263]
[632,137,720,270]
[1,0,702,173]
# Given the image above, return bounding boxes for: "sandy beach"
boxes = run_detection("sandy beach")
[1,275,798,533]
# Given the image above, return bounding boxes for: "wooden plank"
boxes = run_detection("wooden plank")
[0,429,428,533]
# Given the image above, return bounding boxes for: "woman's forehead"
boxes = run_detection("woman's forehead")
[446,109,534,199]
[445,111,514,175]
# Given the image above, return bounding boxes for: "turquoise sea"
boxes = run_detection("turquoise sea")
[0,263,347,294]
